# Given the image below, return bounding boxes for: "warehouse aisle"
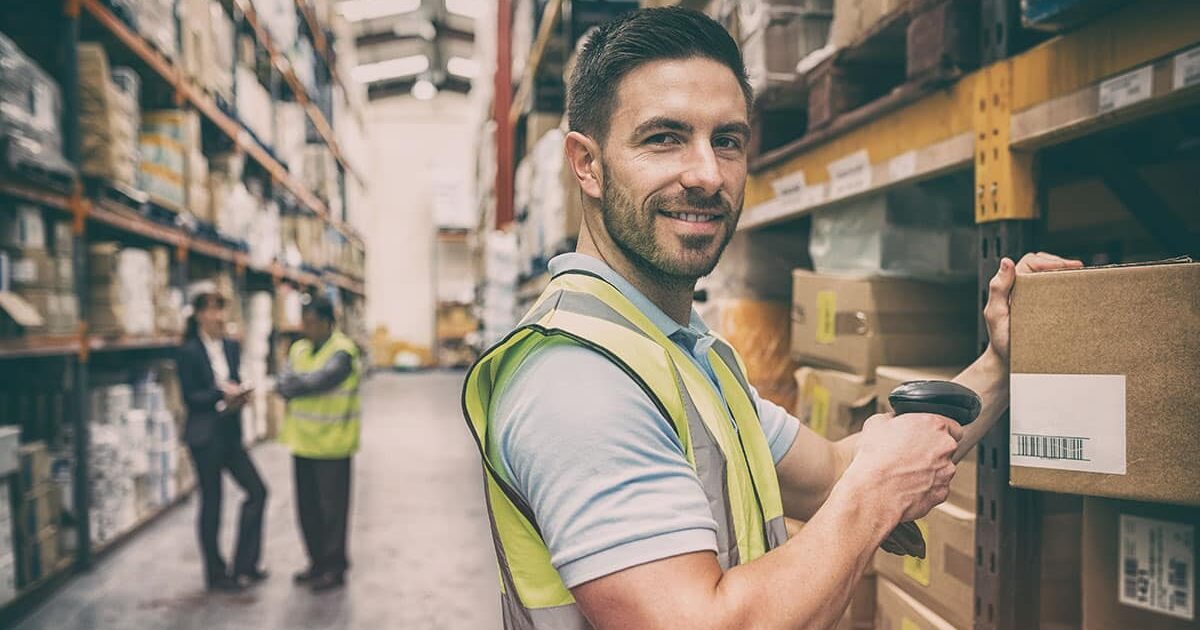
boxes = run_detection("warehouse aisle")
[16,372,500,630]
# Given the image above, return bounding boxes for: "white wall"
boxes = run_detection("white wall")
[365,92,474,349]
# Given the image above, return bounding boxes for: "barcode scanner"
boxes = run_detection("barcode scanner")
[889,380,981,427]
[882,380,982,560]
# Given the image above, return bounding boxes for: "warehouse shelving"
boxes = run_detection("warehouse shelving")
[0,0,369,622]
[77,0,364,246]
[509,0,564,127]
[740,1,1200,230]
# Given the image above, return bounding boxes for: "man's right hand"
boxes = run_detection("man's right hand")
[847,413,962,524]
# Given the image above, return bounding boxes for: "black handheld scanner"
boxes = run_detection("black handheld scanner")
[888,380,981,426]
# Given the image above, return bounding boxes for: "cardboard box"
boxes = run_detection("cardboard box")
[794,366,875,441]
[9,250,55,290]
[876,575,958,630]
[1082,498,1197,629]
[18,441,50,491]
[710,300,798,412]
[837,572,878,630]
[875,502,976,629]
[875,365,975,511]
[791,270,976,378]
[1009,261,1200,505]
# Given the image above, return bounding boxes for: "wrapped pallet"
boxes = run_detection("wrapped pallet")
[78,45,140,187]
[235,65,275,148]
[0,33,74,179]
[88,244,156,337]
[140,110,205,215]
[133,0,179,60]
[209,1,235,102]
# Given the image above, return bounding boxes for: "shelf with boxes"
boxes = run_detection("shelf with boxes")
[739,0,1200,231]
[76,0,363,247]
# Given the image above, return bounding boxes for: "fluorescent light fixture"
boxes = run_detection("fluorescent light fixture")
[445,0,484,19]
[412,79,438,101]
[446,56,480,79]
[338,0,421,22]
[351,54,430,84]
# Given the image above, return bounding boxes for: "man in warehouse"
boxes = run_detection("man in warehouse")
[277,294,362,593]
[462,7,1082,629]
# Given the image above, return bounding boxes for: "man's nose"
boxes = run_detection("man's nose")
[678,142,723,198]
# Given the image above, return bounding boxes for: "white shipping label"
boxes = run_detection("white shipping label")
[1099,66,1153,113]
[1010,374,1126,474]
[1174,46,1200,91]
[827,150,871,199]
[1119,514,1195,621]
[888,151,917,182]
[770,171,807,200]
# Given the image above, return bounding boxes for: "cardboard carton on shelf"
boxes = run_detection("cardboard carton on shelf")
[708,299,798,412]
[1009,260,1200,506]
[1082,498,1197,630]
[793,366,875,441]
[875,365,975,512]
[875,575,957,630]
[791,270,976,379]
[874,501,975,629]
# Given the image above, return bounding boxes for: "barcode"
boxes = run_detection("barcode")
[1125,558,1140,599]
[1013,434,1089,461]
[1169,559,1188,588]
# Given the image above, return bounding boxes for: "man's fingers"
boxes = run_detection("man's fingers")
[1018,252,1084,273]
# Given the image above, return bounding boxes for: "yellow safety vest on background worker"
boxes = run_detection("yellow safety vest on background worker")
[281,330,362,459]
[463,271,788,629]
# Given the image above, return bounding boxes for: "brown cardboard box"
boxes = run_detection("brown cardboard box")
[791,270,976,379]
[837,573,878,630]
[710,300,798,412]
[1082,498,1198,630]
[1041,494,1085,630]
[875,502,976,629]
[875,365,975,511]
[875,576,959,630]
[794,367,875,441]
[1009,261,1200,506]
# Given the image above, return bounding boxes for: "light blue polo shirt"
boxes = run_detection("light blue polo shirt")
[490,253,801,588]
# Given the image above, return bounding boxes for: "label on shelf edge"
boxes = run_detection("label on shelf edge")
[1010,373,1126,474]
[1098,66,1154,114]
[889,151,918,182]
[1174,46,1200,91]
[770,171,807,201]
[827,150,871,199]
[799,183,827,208]
[1118,514,1195,620]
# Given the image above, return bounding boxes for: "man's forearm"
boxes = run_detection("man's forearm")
[952,346,1009,462]
[714,471,893,629]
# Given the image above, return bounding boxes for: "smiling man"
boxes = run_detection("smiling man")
[462,7,1080,630]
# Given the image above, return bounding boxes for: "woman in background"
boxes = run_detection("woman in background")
[176,292,269,592]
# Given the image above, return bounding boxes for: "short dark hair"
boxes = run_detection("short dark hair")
[303,295,336,324]
[566,7,751,143]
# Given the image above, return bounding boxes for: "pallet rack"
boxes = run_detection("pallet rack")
[0,0,367,622]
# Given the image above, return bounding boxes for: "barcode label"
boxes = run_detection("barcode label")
[1013,434,1089,461]
[1119,514,1194,621]
[1010,374,1126,474]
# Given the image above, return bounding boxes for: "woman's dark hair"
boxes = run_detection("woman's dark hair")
[566,7,751,143]
[184,292,227,340]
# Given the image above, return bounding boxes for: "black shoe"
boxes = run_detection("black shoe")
[207,575,245,593]
[293,567,319,584]
[309,572,345,592]
[235,568,270,585]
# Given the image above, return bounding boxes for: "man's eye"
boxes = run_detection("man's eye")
[714,136,743,151]
[646,133,681,145]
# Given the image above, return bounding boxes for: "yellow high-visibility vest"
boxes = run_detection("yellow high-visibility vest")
[281,330,361,459]
[462,271,787,629]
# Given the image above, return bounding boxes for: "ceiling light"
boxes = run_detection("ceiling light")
[447,56,480,79]
[338,0,421,22]
[412,79,438,101]
[445,0,484,19]
[351,54,430,84]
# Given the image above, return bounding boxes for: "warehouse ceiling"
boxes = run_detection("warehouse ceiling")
[337,0,481,100]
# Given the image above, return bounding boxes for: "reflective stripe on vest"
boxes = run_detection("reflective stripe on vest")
[462,271,787,628]
[281,330,362,459]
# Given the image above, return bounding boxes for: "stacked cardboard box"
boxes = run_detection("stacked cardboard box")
[2,205,77,336]
[78,44,140,188]
[240,292,274,446]
[150,247,184,336]
[739,0,834,93]
[88,243,156,337]
[15,442,61,587]
[140,110,207,217]
[236,65,275,149]
[0,33,75,180]
[303,145,341,218]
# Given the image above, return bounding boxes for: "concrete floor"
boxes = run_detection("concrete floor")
[16,371,501,630]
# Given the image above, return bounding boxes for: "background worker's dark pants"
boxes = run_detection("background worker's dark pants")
[294,455,353,576]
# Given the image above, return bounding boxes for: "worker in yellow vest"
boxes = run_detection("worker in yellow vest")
[463,8,1082,628]
[276,294,361,592]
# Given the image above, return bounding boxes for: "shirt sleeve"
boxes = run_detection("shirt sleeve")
[750,385,802,464]
[493,343,719,588]
[276,351,353,399]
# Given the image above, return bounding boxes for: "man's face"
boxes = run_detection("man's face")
[597,57,750,283]
[301,311,330,343]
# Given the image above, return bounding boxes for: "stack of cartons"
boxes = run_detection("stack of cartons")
[141,110,207,218]
[739,0,834,93]
[0,426,18,604]
[88,243,156,337]
[88,384,138,545]
[15,442,60,588]
[150,247,183,336]
[4,206,77,336]
[77,44,140,189]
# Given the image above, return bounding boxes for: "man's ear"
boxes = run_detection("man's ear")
[564,131,603,201]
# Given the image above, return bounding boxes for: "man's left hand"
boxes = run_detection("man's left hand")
[984,252,1084,361]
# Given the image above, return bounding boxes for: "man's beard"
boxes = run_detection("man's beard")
[599,163,739,287]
